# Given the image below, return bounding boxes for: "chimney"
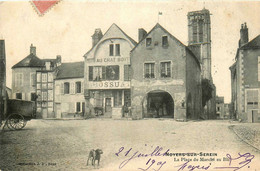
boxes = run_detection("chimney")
[239,22,249,47]
[30,44,36,55]
[138,28,147,42]
[56,55,61,66]
[92,28,103,47]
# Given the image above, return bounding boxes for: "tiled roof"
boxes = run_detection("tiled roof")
[240,34,260,50]
[12,54,44,69]
[55,62,84,80]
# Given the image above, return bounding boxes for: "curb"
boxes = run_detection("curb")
[229,125,260,152]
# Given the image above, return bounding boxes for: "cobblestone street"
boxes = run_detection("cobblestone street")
[0,119,260,171]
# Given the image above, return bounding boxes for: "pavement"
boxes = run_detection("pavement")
[0,119,260,171]
[231,123,260,151]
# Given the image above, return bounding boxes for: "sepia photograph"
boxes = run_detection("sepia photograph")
[0,0,260,170]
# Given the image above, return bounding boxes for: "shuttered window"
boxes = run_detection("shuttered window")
[89,66,93,81]
[115,44,120,56]
[124,65,131,81]
[109,44,114,56]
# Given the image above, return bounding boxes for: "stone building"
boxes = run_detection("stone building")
[187,8,216,119]
[12,44,61,118]
[230,23,260,122]
[54,62,85,119]
[131,23,202,120]
[83,24,136,118]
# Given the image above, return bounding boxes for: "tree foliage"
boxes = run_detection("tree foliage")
[202,79,213,107]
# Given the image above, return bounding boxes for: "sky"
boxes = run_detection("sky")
[0,0,260,103]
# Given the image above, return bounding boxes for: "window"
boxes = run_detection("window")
[30,73,36,87]
[89,65,119,81]
[146,38,152,47]
[246,90,258,110]
[113,91,122,107]
[82,102,85,114]
[31,93,37,101]
[160,62,171,78]
[15,73,23,87]
[16,93,22,99]
[198,20,203,42]
[124,65,131,81]
[93,66,102,81]
[162,36,168,46]
[106,66,119,80]
[76,82,81,93]
[64,82,70,94]
[76,102,81,113]
[109,44,114,56]
[115,44,120,56]
[217,107,220,112]
[192,21,197,43]
[42,73,47,82]
[258,56,260,81]
[144,63,155,78]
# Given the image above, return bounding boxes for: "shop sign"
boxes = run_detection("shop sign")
[88,81,130,89]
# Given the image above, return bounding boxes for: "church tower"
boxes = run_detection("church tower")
[187,8,212,80]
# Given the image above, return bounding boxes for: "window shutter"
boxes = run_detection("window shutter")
[81,81,84,94]
[102,66,106,80]
[75,102,77,113]
[89,66,93,81]
[61,83,64,94]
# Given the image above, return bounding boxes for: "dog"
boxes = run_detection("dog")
[87,149,103,166]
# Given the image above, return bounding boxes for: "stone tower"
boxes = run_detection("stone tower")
[187,8,212,80]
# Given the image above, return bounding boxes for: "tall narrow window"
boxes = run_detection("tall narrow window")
[246,90,258,110]
[115,44,120,56]
[109,44,114,56]
[192,21,197,43]
[162,36,168,46]
[198,20,203,42]
[15,73,23,87]
[160,62,171,78]
[146,38,152,47]
[76,81,81,93]
[89,66,93,81]
[144,63,155,78]
[76,102,81,113]
[64,82,70,94]
[16,93,22,99]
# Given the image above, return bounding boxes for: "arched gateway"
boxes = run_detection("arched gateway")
[142,90,174,118]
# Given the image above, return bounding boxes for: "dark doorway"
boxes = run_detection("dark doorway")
[144,90,174,118]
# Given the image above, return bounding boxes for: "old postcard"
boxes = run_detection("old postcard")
[0,0,260,171]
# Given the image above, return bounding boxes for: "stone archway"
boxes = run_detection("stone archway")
[142,90,174,118]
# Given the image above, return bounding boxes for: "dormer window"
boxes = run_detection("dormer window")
[162,36,168,46]
[109,44,114,56]
[109,44,120,56]
[146,38,152,47]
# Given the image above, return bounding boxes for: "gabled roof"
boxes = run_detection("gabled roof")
[84,23,137,58]
[240,34,260,50]
[55,62,84,80]
[12,53,44,69]
[131,23,201,68]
